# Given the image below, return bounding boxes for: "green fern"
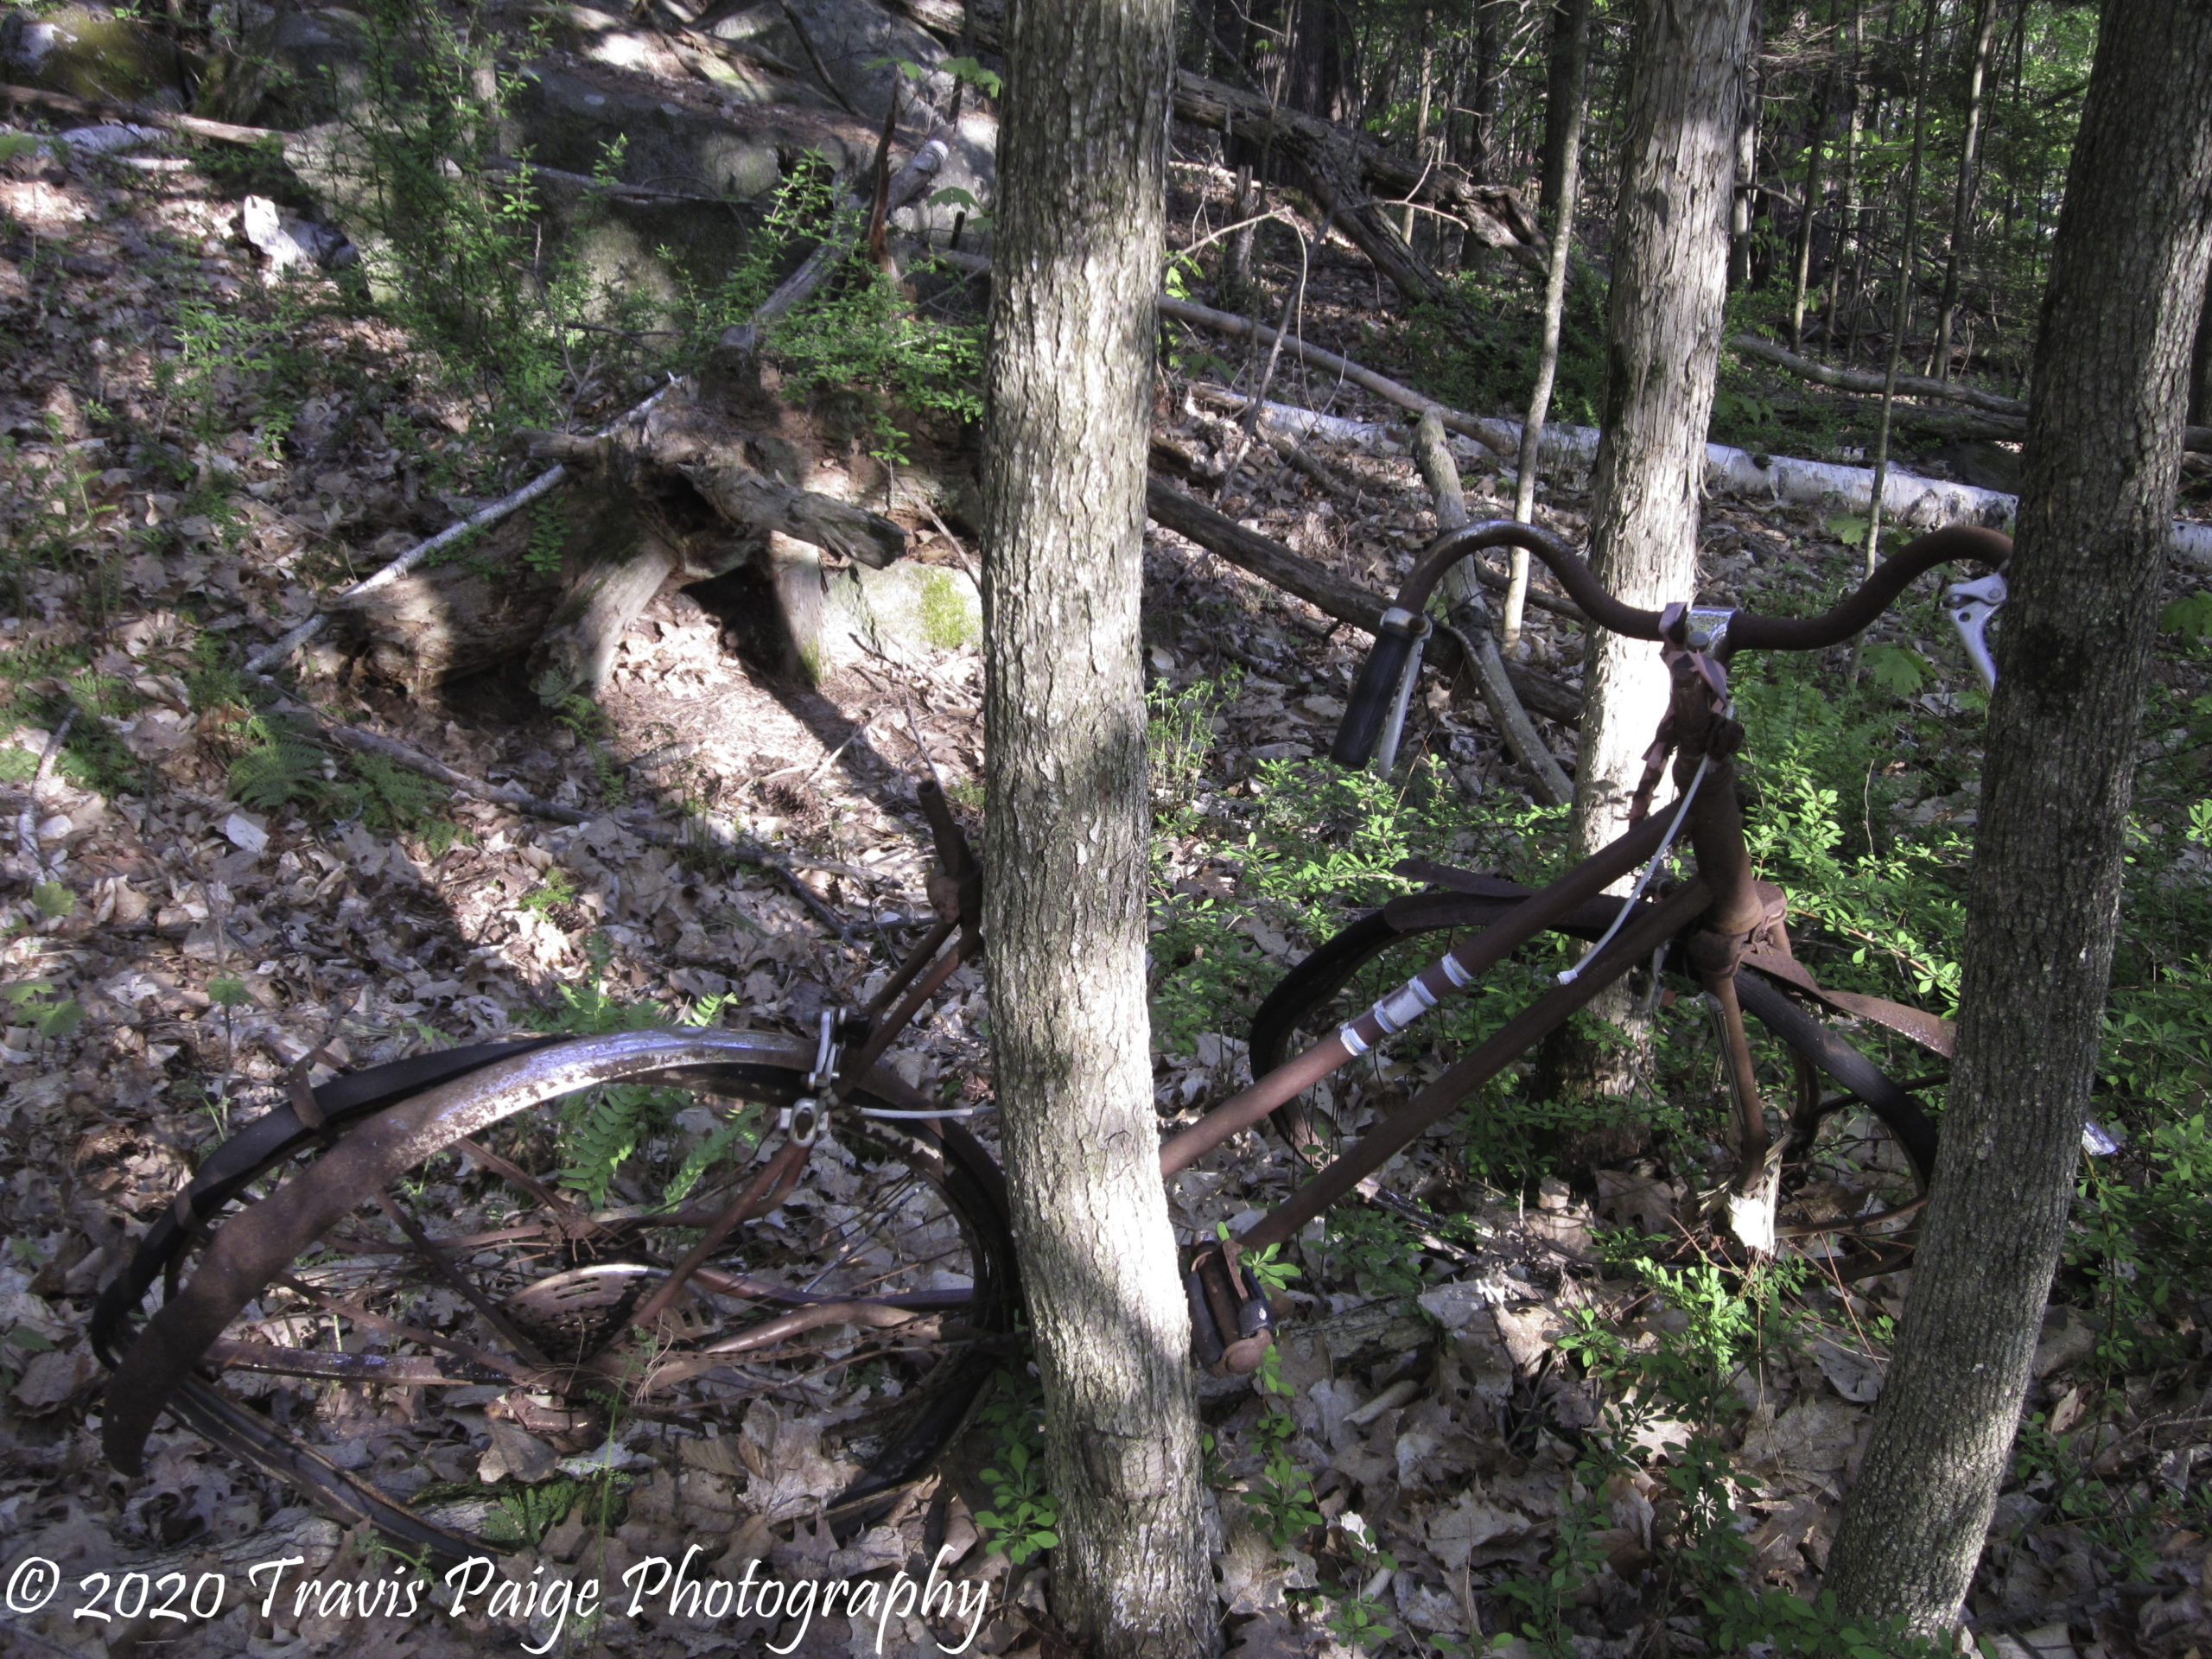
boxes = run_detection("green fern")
[662,1110,762,1208]
[335,751,448,832]
[524,499,566,578]
[556,1083,671,1207]
[227,716,327,811]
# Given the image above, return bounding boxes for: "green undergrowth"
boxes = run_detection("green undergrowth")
[518,931,753,1208]
[1139,633,2212,1627]
[674,153,984,466]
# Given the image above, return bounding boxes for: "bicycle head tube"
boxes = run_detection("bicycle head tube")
[1332,610,1421,767]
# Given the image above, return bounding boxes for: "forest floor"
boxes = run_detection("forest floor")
[0,82,2208,1659]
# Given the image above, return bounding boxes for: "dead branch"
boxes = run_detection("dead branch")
[1734,334,2212,454]
[929,245,1519,459]
[1170,72,1548,287]
[1731,333,2023,414]
[1143,477,1580,726]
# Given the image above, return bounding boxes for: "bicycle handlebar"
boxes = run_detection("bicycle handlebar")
[1335,519,2012,766]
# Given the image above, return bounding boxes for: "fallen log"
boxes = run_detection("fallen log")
[1143,477,1581,725]
[259,138,948,693]
[1408,411,1573,805]
[1732,334,2212,454]
[879,0,1546,290]
[1163,292,1518,457]
[1273,404,2212,567]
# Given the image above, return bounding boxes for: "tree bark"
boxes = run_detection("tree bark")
[1538,0,1591,217]
[1542,0,1751,1113]
[1826,0,2212,1635]
[2191,262,2212,429]
[1573,0,1752,863]
[1285,0,1344,122]
[979,0,1214,1647]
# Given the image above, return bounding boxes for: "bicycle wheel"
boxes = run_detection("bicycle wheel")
[1249,902,1940,1252]
[96,1028,1017,1557]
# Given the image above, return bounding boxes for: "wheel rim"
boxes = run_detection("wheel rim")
[99,1031,1016,1551]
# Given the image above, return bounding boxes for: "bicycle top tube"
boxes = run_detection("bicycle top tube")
[1386,518,2012,659]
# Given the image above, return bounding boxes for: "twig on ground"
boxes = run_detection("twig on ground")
[13,707,77,881]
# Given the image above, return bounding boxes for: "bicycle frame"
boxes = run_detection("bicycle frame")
[790,518,2008,1374]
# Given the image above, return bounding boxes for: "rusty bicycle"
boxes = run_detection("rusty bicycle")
[93,518,2012,1556]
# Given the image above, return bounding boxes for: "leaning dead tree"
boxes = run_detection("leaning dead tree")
[1168,73,1550,302]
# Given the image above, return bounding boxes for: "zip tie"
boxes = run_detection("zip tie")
[1557,755,1711,985]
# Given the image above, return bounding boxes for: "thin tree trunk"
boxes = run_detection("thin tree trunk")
[1727,3,1762,290]
[979,0,1215,1644]
[1932,0,1997,383]
[1789,40,1833,352]
[1827,0,2212,1635]
[1825,0,1863,351]
[1856,0,1935,604]
[1539,0,1592,215]
[1506,36,1586,647]
[1402,8,1434,245]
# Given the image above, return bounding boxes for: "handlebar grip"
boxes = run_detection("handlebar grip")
[1332,615,1420,768]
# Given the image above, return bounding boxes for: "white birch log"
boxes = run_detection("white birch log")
[1224,401,2212,568]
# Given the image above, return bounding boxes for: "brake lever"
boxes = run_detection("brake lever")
[1944,572,2007,690]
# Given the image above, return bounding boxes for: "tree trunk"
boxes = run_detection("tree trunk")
[1507,32,1586,647]
[1931,0,1997,383]
[1541,0,1752,1114]
[1823,0,1863,351]
[1538,0,1590,216]
[979,0,1214,1647]
[1788,48,1831,352]
[1402,8,1434,245]
[1726,3,1761,290]
[1286,0,1343,121]
[1458,0,1503,266]
[1826,0,2212,1636]
[2191,261,2212,428]
[1856,0,1935,594]
[1573,0,1752,863]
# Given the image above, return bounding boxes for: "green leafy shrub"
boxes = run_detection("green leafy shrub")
[340,0,603,427]
[974,1372,1059,1565]
[677,155,984,464]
